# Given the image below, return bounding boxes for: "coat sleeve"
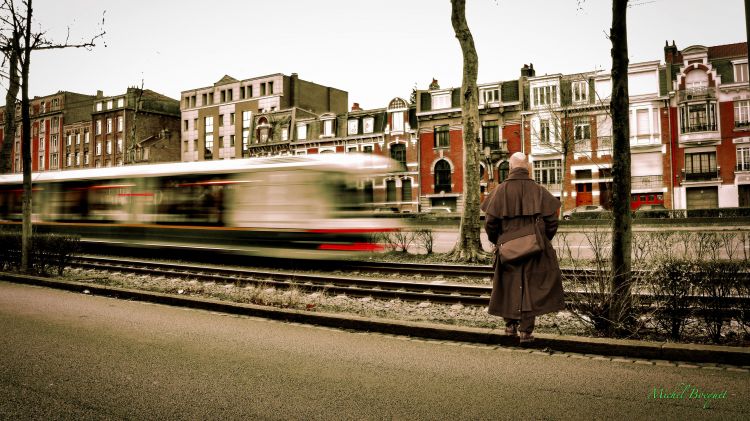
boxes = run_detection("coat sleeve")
[485,213,502,245]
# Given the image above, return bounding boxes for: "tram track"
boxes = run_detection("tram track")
[73,255,750,313]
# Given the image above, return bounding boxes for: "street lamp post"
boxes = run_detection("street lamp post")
[483,146,494,192]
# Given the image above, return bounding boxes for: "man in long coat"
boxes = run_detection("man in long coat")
[480,152,564,343]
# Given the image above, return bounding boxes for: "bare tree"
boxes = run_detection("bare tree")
[0,0,104,272]
[608,0,633,335]
[0,0,21,174]
[448,0,484,262]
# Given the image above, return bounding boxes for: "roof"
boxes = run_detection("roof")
[707,42,747,60]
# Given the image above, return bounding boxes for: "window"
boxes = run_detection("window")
[297,123,308,140]
[230,112,235,125]
[205,116,214,133]
[735,62,749,83]
[190,96,196,108]
[66,135,72,146]
[205,134,214,158]
[106,100,113,109]
[735,100,750,127]
[51,135,58,151]
[481,88,499,104]
[390,143,406,169]
[75,152,80,166]
[533,159,562,185]
[220,136,225,148]
[76,133,81,145]
[434,125,449,148]
[363,117,374,134]
[106,118,113,134]
[240,87,246,99]
[66,153,72,167]
[96,102,103,111]
[386,179,396,202]
[242,130,249,151]
[248,85,253,98]
[737,146,750,171]
[281,127,289,141]
[322,120,334,137]
[680,102,717,133]
[201,93,207,105]
[401,178,412,201]
[268,81,273,94]
[84,153,89,165]
[51,153,58,169]
[533,85,558,106]
[434,160,452,193]
[391,112,404,132]
[242,111,251,129]
[96,120,102,135]
[431,93,451,110]
[184,120,189,131]
[572,81,588,103]
[117,137,123,153]
[84,131,90,144]
[498,161,509,183]
[96,141,102,156]
[193,118,198,131]
[539,120,550,144]
[117,98,124,107]
[219,114,224,127]
[363,145,373,154]
[348,119,359,135]
[52,98,59,109]
[106,140,112,154]
[230,135,235,147]
[227,89,233,102]
[482,121,499,150]
[261,83,266,96]
[684,152,717,179]
[117,116,123,132]
[574,118,590,140]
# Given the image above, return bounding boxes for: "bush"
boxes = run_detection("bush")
[414,228,435,254]
[649,258,697,340]
[693,260,746,343]
[0,231,80,276]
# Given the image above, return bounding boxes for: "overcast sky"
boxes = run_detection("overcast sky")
[6,0,748,109]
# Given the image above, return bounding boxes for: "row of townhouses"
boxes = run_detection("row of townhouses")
[1,40,748,212]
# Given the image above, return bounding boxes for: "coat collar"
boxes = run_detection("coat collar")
[506,167,532,181]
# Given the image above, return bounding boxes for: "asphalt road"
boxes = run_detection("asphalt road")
[1,281,748,420]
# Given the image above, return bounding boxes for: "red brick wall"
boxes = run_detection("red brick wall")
[419,127,464,195]
[503,123,522,154]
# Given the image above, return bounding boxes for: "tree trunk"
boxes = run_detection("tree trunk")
[20,0,33,272]
[0,38,20,174]
[608,0,633,335]
[448,0,484,263]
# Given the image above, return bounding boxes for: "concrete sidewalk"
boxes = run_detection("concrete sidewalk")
[2,271,748,366]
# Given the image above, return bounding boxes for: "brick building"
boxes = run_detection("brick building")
[180,73,347,161]
[88,88,180,168]
[664,41,750,209]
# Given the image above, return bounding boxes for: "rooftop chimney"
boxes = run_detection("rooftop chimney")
[351,102,362,111]
[664,40,679,64]
[521,63,535,77]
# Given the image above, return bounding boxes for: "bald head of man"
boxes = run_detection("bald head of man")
[509,152,529,170]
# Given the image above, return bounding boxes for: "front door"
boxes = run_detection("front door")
[576,183,593,207]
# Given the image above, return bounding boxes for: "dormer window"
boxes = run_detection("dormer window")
[734,61,748,83]
[533,85,558,107]
[348,119,358,135]
[363,117,374,134]
[322,119,334,137]
[297,123,308,140]
[572,81,588,103]
[431,93,451,110]
[481,88,499,104]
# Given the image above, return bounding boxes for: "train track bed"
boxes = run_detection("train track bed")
[67,255,750,346]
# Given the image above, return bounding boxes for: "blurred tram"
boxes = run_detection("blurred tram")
[0,154,402,259]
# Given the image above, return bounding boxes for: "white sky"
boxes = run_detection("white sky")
[5,0,748,109]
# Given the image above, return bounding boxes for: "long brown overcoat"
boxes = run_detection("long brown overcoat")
[480,166,565,319]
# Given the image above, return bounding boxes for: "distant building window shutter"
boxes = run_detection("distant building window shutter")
[451,88,460,108]
[420,93,431,112]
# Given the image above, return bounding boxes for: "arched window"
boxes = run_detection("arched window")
[434,160,452,193]
[390,143,406,170]
[498,161,509,183]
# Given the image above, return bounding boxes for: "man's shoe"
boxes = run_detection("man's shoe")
[519,332,535,343]
[504,325,518,336]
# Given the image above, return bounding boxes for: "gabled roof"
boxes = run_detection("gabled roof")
[707,42,747,60]
[214,75,239,86]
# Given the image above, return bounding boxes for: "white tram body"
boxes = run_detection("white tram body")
[0,154,401,259]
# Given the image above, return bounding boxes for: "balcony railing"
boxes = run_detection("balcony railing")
[678,87,716,102]
[574,139,591,153]
[735,120,750,129]
[682,168,720,182]
[737,162,750,172]
[631,175,663,189]
[597,136,612,150]
[482,140,508,153]
[540,183,562,193]
[681,123,717,134]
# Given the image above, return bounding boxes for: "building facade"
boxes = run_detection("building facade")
[180,73,347,161]
[664,41,750,209]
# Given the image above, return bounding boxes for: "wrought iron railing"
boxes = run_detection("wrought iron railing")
[682,168,720,181]
[631,175,663,189]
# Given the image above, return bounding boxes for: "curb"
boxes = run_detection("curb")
[2,272,749,366]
